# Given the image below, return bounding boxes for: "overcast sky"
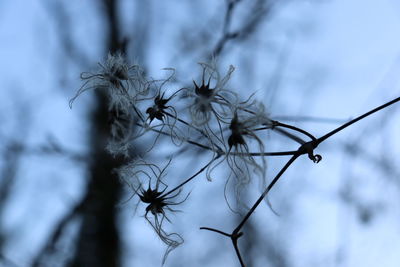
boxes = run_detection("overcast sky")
[1,0,400,266]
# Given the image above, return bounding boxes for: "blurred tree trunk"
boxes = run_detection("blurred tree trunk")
[70,0,124,266]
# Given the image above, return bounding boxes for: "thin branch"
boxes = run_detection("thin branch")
[163,111,211,139]
[212,0,269,57]
[200,96,400,266]
[162,156,218,198]
[234,154,299,232]
[138,123,298,157]
[272,121,316,141]
[201,154,299,267]
[199,227,231,237]
[316,96,400,145]
[272,127,306,144]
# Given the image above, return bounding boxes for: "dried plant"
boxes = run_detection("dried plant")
[71,53,400,266]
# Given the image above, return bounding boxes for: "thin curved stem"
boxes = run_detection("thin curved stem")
[232,237,246,267]
[234,154,299,232]
[137,122,297,157]
[254,120,316,143]
[230,150,297,157]
[316,96,400,145]
[199,227,245,266]
[273,127,306,145]
[200,154,299,267]
[162,156,217,198]
[163,111,208,139]
[273,121,316,141]
[199,227,231,237]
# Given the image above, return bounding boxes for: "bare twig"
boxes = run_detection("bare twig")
[201,96,400,266]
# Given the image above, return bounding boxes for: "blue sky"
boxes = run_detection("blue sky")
[1,0,400,266]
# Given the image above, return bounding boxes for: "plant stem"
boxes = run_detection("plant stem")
[234,154,299,232]
[317,96,400,145]
[273,121,316,141]
[164,111,208,138]
[138,123,298,157]
[199,227,231,237]
[162,156,217,198]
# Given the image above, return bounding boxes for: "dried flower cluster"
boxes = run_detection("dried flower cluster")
[70,53,274,261]
[71,53,400,266]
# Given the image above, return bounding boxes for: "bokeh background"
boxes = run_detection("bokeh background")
[1,0,400,266]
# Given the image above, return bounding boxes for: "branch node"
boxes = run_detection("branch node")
[298,141,322,163]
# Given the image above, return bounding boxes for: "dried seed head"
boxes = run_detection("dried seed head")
[146,93,170,122]
[184,61,237,126]
[228,112,247,148]
[117,159,187,264]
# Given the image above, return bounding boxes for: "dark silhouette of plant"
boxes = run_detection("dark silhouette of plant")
[71,51,400,266]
